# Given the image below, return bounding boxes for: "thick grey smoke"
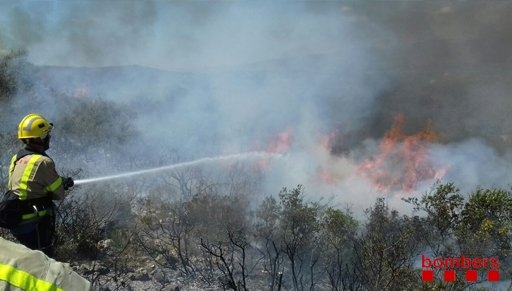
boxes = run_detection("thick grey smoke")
[2,1,512,212]
[349,1,512,148]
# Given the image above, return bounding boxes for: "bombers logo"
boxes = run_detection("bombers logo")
[421,255,500,282]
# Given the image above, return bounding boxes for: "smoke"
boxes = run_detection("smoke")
[2,1,512,213]
[347,1,512,145]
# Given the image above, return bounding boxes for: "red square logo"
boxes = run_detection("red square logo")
[444,270,456,282]
[466,270,478,282]
[488,270,500,282]
[422,270,434,282]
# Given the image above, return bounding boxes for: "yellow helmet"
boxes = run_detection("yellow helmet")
[18,113,53,139]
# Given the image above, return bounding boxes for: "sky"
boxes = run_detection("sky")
[2,0,512,213]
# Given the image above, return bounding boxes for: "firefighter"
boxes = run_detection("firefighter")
[7,113,74,257]
[0,236,93,290]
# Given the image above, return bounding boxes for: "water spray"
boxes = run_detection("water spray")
[74,151,282,185]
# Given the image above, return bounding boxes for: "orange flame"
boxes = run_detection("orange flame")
[257,129,293,170]
[265,130,293,154]
[358,113,441,192]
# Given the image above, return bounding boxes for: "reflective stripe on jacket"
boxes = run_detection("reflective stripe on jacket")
[8,153,65,201]
[0,238,93,290]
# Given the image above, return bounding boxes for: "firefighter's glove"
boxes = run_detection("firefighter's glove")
[62,177,74,190]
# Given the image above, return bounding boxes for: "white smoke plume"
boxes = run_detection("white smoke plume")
[1,1,512,214]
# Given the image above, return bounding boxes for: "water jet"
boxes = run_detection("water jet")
[74,151,281,185]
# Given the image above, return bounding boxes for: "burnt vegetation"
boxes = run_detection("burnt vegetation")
[2,51,512,291]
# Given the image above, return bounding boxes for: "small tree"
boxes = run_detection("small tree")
[254,195,284,291]
[404,182,464,258]
[354,198,424,291]
[459,188,512,259]
[319,207,358,291]
[200,228,250,291]
[278,185,321,291]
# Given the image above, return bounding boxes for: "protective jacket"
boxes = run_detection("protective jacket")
[6,149,66,255]
[8,149,65,201]
[0,237,93,290]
